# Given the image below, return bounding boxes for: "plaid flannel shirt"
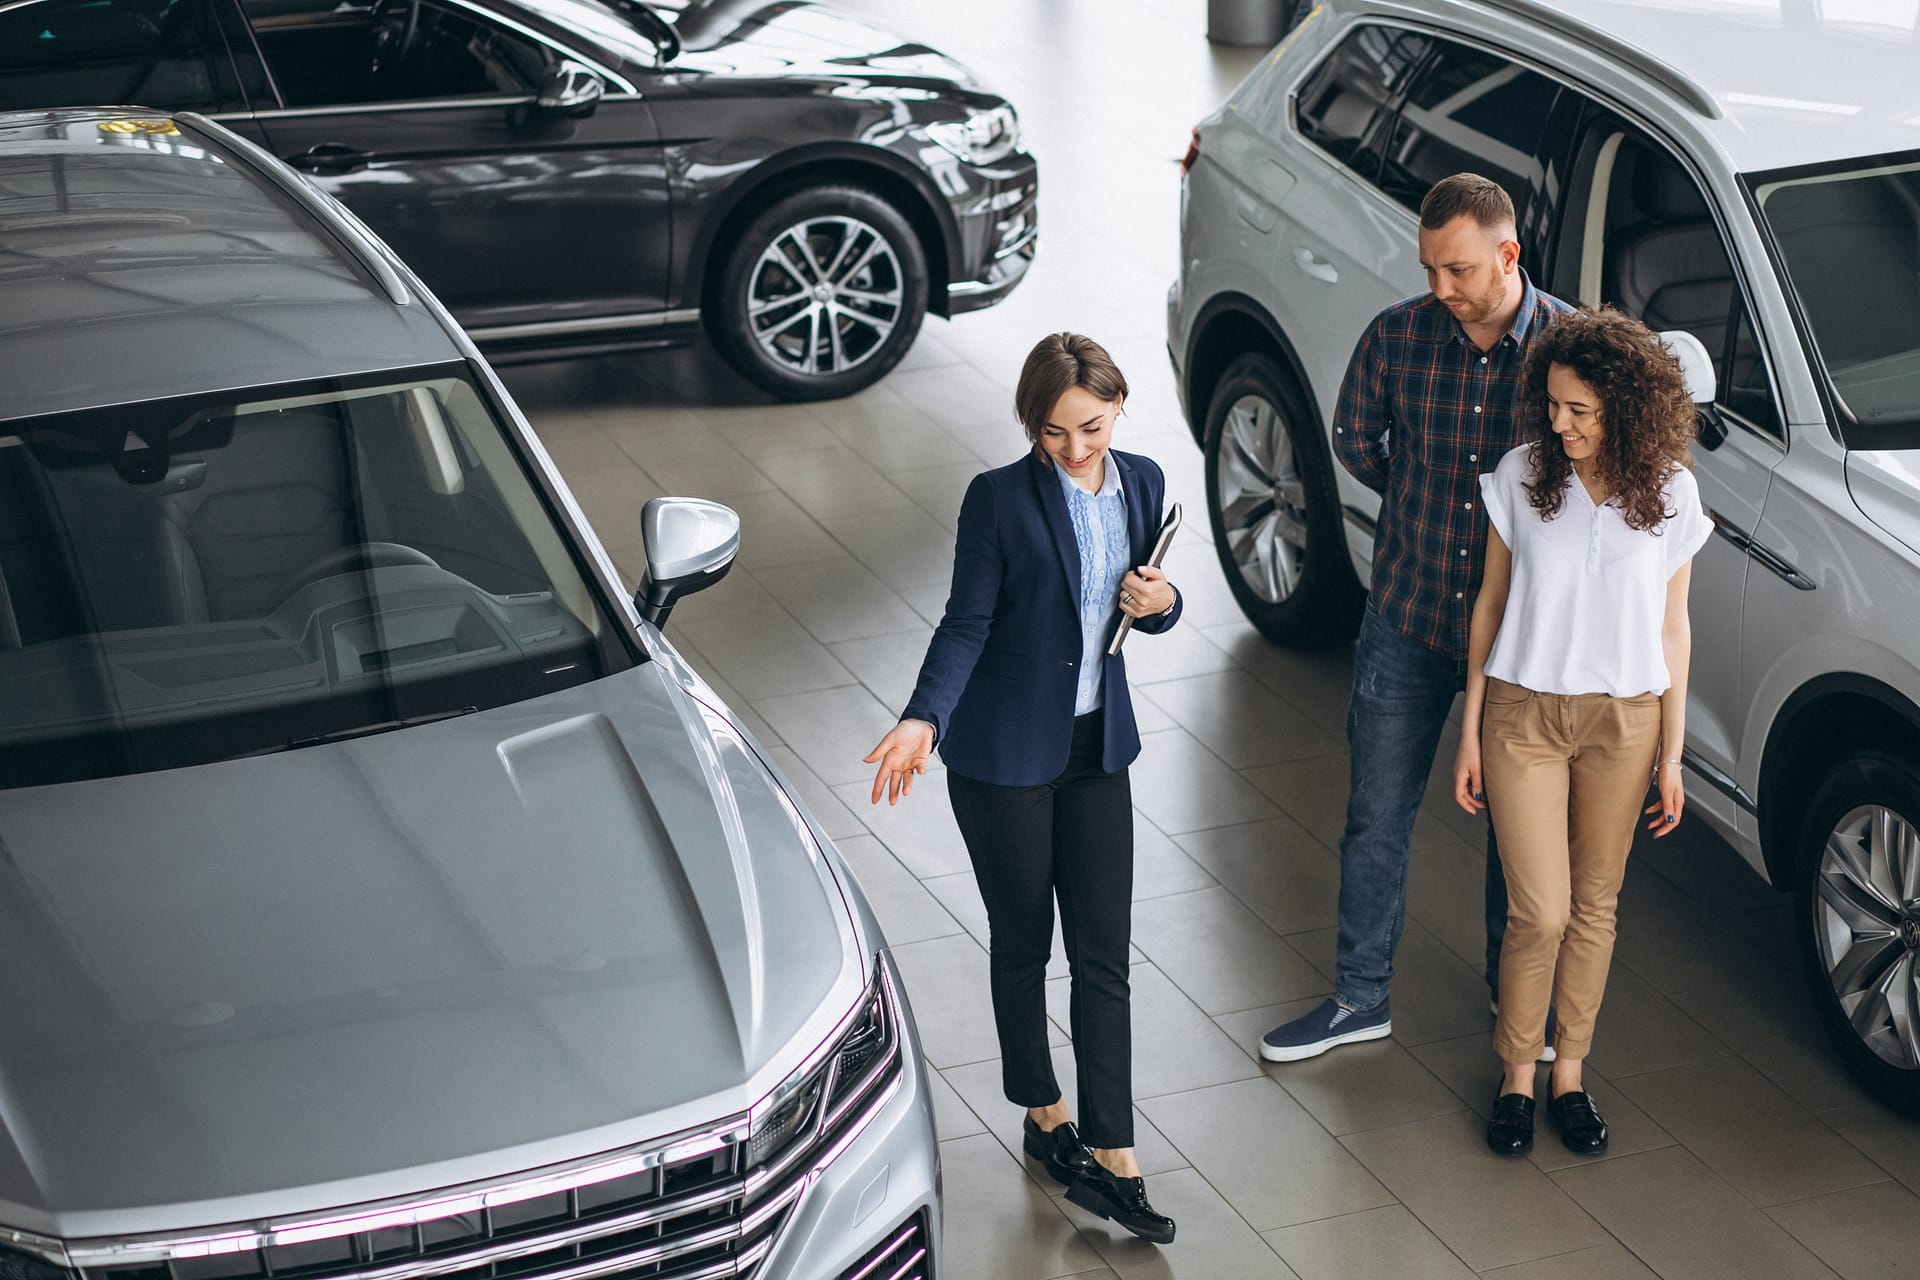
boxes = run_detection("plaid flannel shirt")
[1333,274,1570,660]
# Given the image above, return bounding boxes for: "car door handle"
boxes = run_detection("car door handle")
[1292,246,1338,284]
[287,144,370,175]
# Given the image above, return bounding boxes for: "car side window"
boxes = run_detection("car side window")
[243,0,553,108]
[1722,297,1784,438]
[0,0,222,112]
[1563,125,1785,440]
[1292,24,1430,184]
[1373,38,1561,220]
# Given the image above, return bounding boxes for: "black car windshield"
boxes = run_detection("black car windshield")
[0,364,635,789]
[1749,151,1920,447]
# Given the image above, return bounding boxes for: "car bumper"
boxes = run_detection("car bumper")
[943,152,1039,316]
[1167,279,1191,426]
[759,949,942,1278]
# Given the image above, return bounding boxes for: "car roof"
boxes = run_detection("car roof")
[0,108,462,423]
[1356,0,1920,174]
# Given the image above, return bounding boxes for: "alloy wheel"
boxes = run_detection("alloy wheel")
[1814,803,1920,1070]
[746,215,903,378]
[1216,393,1312,604]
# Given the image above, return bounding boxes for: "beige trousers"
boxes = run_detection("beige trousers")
[1482,678,1663,1063]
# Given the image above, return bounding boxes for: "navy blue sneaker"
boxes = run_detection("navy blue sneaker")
[1260,997,1391,1062]
[1490,999,1558,1062]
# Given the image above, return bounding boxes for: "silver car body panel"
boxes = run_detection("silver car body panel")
[0,659,863,1235]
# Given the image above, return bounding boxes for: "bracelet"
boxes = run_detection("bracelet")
[1656,758,1683,769]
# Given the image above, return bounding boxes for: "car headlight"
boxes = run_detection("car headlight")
[744,956,902,1173]
[926,104,1021,165]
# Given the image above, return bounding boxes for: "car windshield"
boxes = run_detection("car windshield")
[0,363,634,789]
[1750,151,1920,447]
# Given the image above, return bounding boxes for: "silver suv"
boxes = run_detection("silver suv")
[1168,0,1920,1116]
[0,108,936,1279]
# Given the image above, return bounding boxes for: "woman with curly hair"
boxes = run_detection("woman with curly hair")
[1451,306,1711,1157]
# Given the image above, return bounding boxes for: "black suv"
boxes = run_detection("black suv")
[0,0,1037,399]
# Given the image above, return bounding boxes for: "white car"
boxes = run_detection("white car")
[1168,0,1920,1116]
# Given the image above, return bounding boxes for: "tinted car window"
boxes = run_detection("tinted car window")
[1375,39,1560,216]
[1754,156,1920,441]
[0,0,220,111]
[242,0,551,107]
[0,365,633,788]
[1722,301,1783,438]
[1293,24,1431,184]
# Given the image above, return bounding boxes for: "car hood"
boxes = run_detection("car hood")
[1846,448,1920,558]
[662,0,987,91]
[0,663,862,1237]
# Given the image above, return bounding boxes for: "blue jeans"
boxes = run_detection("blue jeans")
[1334,606,1507,1012]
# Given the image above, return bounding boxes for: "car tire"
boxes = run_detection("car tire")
[1202,353,1362,647]
[709,185,928,402]
[1794,750,1920,1119]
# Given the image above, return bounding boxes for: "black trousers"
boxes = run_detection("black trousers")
[946,711,1135,1148]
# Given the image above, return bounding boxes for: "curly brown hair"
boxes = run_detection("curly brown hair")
[1516,306,1697,532]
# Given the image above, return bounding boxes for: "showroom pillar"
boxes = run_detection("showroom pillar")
[1206,0,1303,46]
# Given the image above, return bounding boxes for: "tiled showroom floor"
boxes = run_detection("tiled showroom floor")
[497,1,1920,1275]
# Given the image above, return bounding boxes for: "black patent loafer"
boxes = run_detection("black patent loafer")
[1065,1163,1176,1245]
[1022,1116,1096,1187]
[1548,1090,1609,1155]
[1487,1091,1536,1156]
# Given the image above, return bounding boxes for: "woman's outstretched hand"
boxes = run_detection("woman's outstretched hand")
[1453,737,1487,815]
[865,719,935,805]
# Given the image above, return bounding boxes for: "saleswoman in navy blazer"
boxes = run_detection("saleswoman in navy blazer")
[865,334,1181,1245]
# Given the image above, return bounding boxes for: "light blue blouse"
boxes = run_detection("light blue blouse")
[1055,456,1130,715]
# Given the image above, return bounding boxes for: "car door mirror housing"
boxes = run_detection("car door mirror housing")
[537,61,604,116]
[1659,329,1718,404]
[636,497,740,627]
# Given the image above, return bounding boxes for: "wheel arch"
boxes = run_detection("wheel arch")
[1759,672,1920,888]
[1183,293,1319,447]
[690,143,958,321]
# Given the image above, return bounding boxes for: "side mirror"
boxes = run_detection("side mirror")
[635,496,740,628]
[537,61,604,116]
[1657,329,1726,449]
[1658,329,1718,405]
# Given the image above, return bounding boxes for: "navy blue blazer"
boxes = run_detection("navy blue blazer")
[902,448,1183,786]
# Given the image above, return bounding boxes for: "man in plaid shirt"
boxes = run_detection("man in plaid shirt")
[1263,175,1570,1062]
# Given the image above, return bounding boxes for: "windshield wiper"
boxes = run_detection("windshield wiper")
[224,706,479,760]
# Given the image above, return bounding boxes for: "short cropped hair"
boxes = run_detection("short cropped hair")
[1419,173,1516,235]
[1013,333,1129,444]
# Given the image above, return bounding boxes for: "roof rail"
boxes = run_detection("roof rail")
[1455,0,1721,120]
[174,112,412,306]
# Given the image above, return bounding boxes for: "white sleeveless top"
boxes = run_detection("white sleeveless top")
[1479,443,1711,698]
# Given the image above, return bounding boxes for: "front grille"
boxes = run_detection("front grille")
[84,1141,784,1280]
[22,965,906,1280]
[835,1214,929,1280]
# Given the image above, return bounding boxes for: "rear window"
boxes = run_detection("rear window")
[1292,23,1430,184]
[1372,37,1561,216]
[0,364,636,788]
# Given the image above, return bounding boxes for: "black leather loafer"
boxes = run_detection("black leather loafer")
[1548,1090,1609,1155]
[1066,1163,1175,1244]
[1487,1091,1535,1156]
[1022,1116,1096,1187]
